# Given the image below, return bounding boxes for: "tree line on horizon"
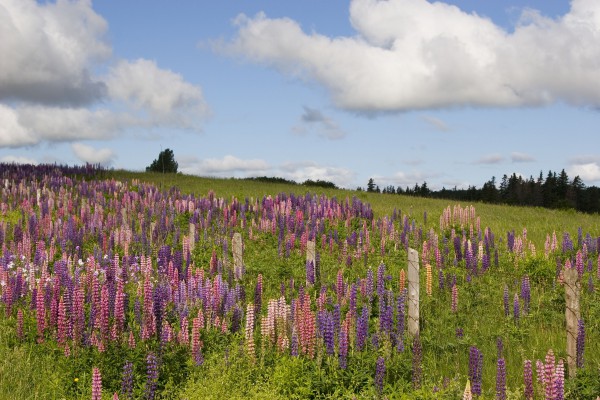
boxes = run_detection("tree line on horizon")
[362,170,600,214]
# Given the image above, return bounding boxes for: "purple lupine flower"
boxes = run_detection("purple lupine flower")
[507,230,515,252]
[554,358,565,400]
[503,285,509,317]
[482,253,490,272]
[377,262,386,301]
[456,328,463,339]
[338,321,348,369]
[412,335,422,389]
[356,306,369,351]
[521,276,531,314]
[375,357,386,396]
[366,268,374,302]
[322,311,335,356]
[121,361,134,400]
[305,260,315,286]
[577,319,585,368]
[523,360,534,400]
[396,291,405,352]
[496,358,506,400]
[468,346,483,396]
[513,293,520,325]
[371,332,379,349]
[588,275,594,293]
[145,352,159,400]
[438,268,445,290]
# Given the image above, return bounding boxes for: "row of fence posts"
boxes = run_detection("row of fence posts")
[189,222,581,379]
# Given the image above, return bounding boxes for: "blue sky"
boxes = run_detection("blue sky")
[1,0,600,190]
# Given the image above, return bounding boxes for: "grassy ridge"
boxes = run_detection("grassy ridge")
[112,169,600,248]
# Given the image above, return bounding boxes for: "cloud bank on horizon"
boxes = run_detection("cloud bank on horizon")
[224,0,600,112]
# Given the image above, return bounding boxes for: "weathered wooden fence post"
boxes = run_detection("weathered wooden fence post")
[408,247,420,337]
[306,240,317,285]
[232,232,243,280]
[188,223,195,253]
[564,268,580,378]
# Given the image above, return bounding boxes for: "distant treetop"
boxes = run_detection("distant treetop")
[146,148,178,173]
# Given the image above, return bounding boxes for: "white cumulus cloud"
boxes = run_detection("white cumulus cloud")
[0,0,210,149]
[71,142,116,165]
[223,0,600,111]
[180,155,270,177]
[568,162,600,183]
[0,0,110,106]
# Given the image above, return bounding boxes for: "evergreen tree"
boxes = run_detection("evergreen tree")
[146,148,178,173]
[367,178,376,192]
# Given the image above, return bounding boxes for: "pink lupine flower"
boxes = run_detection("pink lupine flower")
[57,295,67,346]
[91,367,102,400]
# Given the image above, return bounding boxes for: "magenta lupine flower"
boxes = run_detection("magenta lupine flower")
[451,283,458,313]
[496,358,506,400]
[577,319,585,368]
[92,367,102,400]
[524,360,534,400]
[375,356,386,396]
[57,295,67,346]
[142,277,154,340]
[576,250,584,278]
[72,285,85,345]
[100,284,110,339]
[336,269,344,301]
[536,359,545,386]
[36,280,45,342]
[245,303,255,361]
[544,349,556,400]
[114,279,125,335]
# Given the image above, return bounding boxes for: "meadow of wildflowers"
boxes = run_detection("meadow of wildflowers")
[0,163,599,399]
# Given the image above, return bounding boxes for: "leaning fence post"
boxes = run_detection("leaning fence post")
[232,232,244,280]
[408,247,420,337]
[564,268,580,378]
[306,240,317,285]
[188,223,196,253]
